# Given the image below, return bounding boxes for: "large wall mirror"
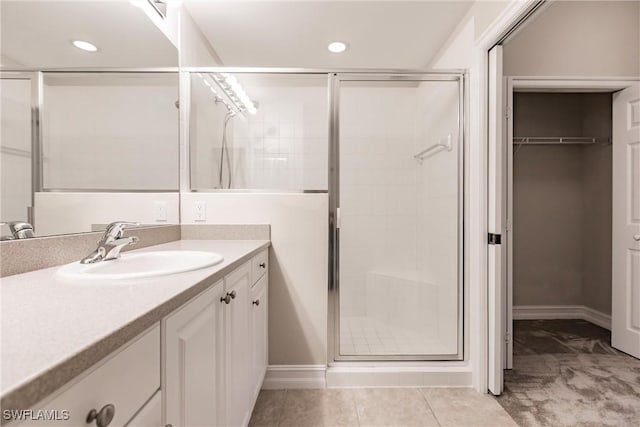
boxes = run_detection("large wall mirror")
[0,0,179,239]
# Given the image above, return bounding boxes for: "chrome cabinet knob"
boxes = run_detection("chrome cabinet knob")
[86,404,115,427]
[259,262,266,269]
[253,299,260,306]
[634,234,640,242]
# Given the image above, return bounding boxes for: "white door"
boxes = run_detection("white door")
[487,45,507,395]
[224,262,252,427]
[164,281,225,427]
[612,83,640,359]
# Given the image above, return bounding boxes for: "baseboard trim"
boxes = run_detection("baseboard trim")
[513,305,611,330]
[262,365,326,389]
[261,364,473,389]
[326,366,472,388]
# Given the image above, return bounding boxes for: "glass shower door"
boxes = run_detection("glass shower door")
[333,75,463,360]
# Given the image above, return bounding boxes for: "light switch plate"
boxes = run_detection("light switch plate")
[154,201,167,221]
[194,201,206,221]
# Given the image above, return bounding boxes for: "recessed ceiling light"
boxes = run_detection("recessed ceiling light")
[72,40,98,52]
[328,41,348,53]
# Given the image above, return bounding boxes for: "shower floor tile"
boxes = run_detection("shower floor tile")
[339,315,445,356]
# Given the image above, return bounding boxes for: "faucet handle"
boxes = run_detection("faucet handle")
[104,221,139,239]
[2,221,35,239]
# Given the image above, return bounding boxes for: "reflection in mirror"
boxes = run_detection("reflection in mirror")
[189,73,328,191]
[0,0,180,239]
[0,0,177,69]
[0,77,32,239]
[41,73,179,191]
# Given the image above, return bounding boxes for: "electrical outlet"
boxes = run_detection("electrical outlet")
[194,201,206,221]
[155,201,167,221]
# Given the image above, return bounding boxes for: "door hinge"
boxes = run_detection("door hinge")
[505,107,511,120]
[505,332,511,344]
[488,233,502,245]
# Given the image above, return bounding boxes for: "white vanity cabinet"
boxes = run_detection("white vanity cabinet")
[163,280,226,427]
[224,262,253,427]
[163,248,269,427]
[250,274,268,400]
[16,325,161,427]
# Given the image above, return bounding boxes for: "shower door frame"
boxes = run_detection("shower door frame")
[328,72,466,362]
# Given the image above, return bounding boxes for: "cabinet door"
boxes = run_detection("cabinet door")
[224,262,252,427]
[164,281,225,427]
[125,390,161,427]
[250,274,268,399]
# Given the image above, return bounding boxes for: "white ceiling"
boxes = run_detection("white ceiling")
[184,0,473,69]
[0,0,178,69]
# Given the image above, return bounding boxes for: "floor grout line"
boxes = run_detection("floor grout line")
[418,388,442,427]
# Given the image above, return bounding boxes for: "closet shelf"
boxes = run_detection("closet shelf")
[513,136,611,145]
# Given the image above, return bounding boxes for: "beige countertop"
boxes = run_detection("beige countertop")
[0,239,270,412]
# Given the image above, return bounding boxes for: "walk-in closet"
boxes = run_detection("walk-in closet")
[512,92,613,321]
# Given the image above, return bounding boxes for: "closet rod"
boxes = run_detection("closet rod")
[513,136,611,145]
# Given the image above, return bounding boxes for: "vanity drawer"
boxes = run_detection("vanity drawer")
[251,249,268,285]
[18,324,160,427]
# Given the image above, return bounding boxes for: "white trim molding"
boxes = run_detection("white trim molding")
[262,365,326,389]
[513,305,611,330]
[326,366,472,388]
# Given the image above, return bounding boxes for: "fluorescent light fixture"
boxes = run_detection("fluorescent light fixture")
[211,73,258,115]
[327,41,347,53]
[72,40,98,52]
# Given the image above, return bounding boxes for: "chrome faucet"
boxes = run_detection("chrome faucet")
[1,221,35,240]
[81,221,139,264]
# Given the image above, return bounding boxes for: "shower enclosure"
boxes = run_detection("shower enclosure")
[329,74,464,361]
[187,70,464,362]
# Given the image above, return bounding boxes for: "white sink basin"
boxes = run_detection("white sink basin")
[56,250,224,281]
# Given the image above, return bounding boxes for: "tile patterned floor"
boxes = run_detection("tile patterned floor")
[249,387,518,427]
[340,316,445,355]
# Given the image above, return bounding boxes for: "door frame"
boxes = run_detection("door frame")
[487,76,640,394]
[327,72,466,363]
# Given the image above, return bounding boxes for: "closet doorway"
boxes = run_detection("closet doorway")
[497,82,640,425]
[487,73,640,396]
[510,91,614,347]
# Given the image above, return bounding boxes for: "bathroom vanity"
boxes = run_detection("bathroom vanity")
[0,240,270,427]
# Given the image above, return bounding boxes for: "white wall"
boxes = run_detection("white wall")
[178,7,222,67]
[0,78,31,235]
[181,192,328,365]
[503,1,640,77]
[34,192,179,236]
[42,73,179,190]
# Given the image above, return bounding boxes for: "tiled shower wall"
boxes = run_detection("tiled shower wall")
[415,81,461,352]
[339,80,461,354]
[233,81,328,190]
[190,74,328,191]
[339,86,419,318]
